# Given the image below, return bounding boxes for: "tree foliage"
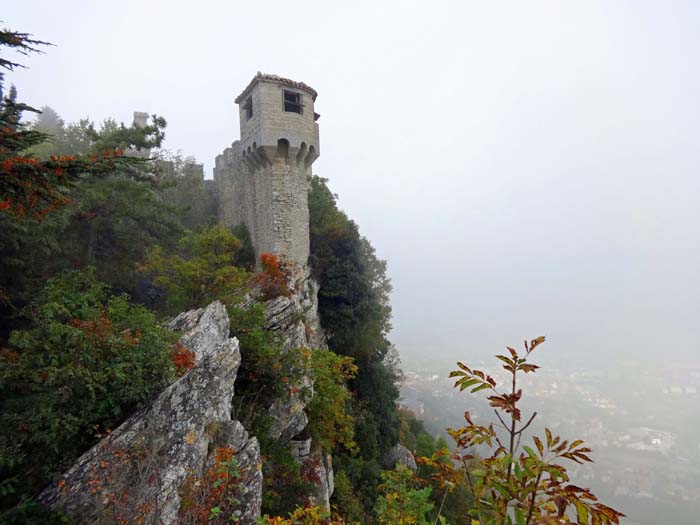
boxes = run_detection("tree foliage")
[139,225,251,314]
[153,149,216,231]
[0,29,180,329]
[309,175,401,521]
[374,465,437,525]
[0,29,160,220]
[0,269,176,509]
[306,350,358,454]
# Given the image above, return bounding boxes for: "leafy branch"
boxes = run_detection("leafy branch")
[422,337,624,525]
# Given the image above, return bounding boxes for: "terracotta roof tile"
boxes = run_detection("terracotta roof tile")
[234,72,318,104]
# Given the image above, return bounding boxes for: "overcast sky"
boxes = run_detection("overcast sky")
[6,1,700,368]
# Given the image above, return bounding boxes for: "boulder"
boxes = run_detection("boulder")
[40,302,262,524]
[384,443,418,471]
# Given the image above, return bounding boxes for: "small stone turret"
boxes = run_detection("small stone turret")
[214,73,321,266]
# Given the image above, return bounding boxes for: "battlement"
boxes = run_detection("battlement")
[234,72,320,167]
[214,73,320,267]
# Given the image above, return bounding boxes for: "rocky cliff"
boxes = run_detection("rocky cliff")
[40,266,334,522]
[257,266,333,509]
[40,302,263,524]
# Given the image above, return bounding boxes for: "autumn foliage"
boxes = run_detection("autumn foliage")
[172,342,196,375]
[418,337,625,525]
[0,147,134,220]
[259,506,346,525]
[178,446,243,524]
[256,252,290,300]
[0,269,176,509]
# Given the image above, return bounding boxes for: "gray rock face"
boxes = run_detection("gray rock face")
[259,267,325,442]
[263,266,325,351]
[254,267,335,510]
[39,302,262,525]
[289,441,334,510]
[385,443,418,471]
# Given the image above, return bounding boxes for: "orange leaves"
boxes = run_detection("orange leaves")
[255,252,290,300]
[172,342,196,375]
[178,445,243,524]
[70,310,115,343]
[1,147,133,221]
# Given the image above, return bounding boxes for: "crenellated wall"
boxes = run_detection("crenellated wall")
[213,73,320,267]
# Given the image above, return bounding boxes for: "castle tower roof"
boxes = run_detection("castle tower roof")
[234,72,318,104]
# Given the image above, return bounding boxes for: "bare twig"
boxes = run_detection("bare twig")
[514,412,538,436]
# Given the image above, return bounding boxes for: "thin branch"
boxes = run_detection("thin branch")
[515,412,538,436]
[525,470,544,525]
[515,432,523,453]
[494,409,509,432]
[434,486,449,525]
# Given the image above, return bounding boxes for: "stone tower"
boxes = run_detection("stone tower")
[214,73,320,266]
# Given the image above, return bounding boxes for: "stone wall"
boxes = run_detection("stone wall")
[214,74,320,267]
[237,79,320,156]
[214,142,313,265]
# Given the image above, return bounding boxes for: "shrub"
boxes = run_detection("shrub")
[419,337,625,525]
[139,225,251,314]
[255,252,290,300]
[306,350,358,453]
[374,465,436,525]
[259,505,347,525]
[0,269,176,509]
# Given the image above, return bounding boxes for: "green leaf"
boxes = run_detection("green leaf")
[533,436,544,456]
[471,382,492,393]
[513,461,523,481]
[459,378,480,391]
[456,361,472,373]
[523,445,537,460]
[576,500,589,524]
[496,355,514,367]
[514,507,526,525]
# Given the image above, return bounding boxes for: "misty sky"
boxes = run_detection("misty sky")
[6,1,700,367]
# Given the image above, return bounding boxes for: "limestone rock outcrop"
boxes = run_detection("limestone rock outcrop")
[252,267,325,442]
[251,267,335,508]
[384,443,418,471]
[39,302,262,524]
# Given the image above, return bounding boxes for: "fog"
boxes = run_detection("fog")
[7,0,700,366]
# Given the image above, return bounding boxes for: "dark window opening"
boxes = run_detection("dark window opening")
[243,97,253,120]
[284,90,302,114]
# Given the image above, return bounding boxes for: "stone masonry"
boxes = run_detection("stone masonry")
[214,73,320,266]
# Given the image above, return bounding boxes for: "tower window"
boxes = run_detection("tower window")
[243,97,253,120]
[283,90,302,114]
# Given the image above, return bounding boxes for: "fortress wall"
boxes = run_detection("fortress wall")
[215,74,319,267]
[268,158,310,265]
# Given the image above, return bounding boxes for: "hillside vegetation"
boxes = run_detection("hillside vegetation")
[0,27,622,525]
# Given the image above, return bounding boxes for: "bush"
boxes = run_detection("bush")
[0,269,177,510]
[139,225,251,314]
[374,465,436,525]
[306,350,357,454]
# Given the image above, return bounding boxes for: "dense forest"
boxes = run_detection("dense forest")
[0,28,624,525]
